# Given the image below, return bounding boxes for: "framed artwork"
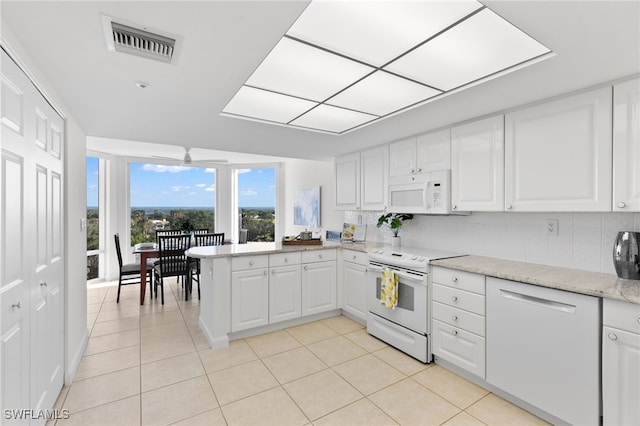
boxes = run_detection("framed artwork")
[294,186,320,227]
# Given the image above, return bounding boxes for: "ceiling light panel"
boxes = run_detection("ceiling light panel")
[385,8,551,91]
[291,104,377,133]
[222,86,317,124]
[287,0,483,67]
[327,71,442,116]
[246,37,374,102]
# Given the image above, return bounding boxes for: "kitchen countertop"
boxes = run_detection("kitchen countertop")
[185,240,377,259]
[431,255,640,305]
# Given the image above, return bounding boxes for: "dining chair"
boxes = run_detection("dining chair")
[190,232,225,300]
[153,234,191,304]
[192,228,209,235]
[114,233,152,303]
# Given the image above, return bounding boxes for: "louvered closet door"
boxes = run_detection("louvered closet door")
[1,48,65,420]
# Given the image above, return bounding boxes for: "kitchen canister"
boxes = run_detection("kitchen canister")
[612,231,640,280]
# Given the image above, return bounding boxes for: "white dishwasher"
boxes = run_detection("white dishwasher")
[486,277,600,426]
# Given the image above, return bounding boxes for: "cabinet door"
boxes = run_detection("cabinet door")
[231,269,269,331]
[505,87,612,211]
[602,326,640,426]
[613,78,640,212]
[342,261,367,321]
[335,153,360,210]
[302,261,337,316]
[432,319,485,378]
[451,115,504,211]
[417,129,451,172]
[389,137,416,177]
[269,265,301,324]
[361,145,388,210]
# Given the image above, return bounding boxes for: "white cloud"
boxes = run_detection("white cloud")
[241,189,258,196]
[142,164,191,173]
[204,168,216,174]
[236,169,252,174]
[188,192,197,196]
[195,183,207,188]
[205,185,216,192]
[171,185,191,192]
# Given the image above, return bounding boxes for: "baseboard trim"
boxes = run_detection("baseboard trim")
[65,326,89,384]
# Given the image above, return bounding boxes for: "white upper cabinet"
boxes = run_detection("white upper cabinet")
[360,145,388,211]
[505,87,613,211]
[613,78,640,212]
[417,129,451,172]
[335,152,361,210]
[451,115,505,211]
[389,129,451,177]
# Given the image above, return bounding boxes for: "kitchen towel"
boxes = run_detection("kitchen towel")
[380,267,398,309]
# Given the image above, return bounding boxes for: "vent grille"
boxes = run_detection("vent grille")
[110,22,176,63]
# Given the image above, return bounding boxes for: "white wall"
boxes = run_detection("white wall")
[346,210,640,274]
[283,159,343,238]
[1,26,88,382]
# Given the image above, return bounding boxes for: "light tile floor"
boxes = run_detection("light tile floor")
[52,279,550,426]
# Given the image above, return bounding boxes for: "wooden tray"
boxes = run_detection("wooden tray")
[282,238,323,246]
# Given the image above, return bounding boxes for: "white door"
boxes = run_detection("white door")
[231,269,269,331]
[602,326,640,426]
[451,115,504,211]
[341,261,367,321]
[389,137,416,177]
[301,261,337,316]
[360,145,388,211]
[335,153,360,210]
[505,87,612,211]
[613,78,640,212]
[269,265,301,324]
[1,48,65,419]
[416,129,451,172]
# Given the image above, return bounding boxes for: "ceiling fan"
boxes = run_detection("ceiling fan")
[152,147,228,166]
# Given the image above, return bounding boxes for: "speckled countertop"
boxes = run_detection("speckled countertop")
[186,240,378,259]
[431,255,640,305]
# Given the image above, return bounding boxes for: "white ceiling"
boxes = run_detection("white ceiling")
[1,1,639,161]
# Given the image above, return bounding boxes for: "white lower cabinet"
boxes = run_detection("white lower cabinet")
[302,250,337,316]
[341,250,368,321]
[269,252,302,324]
[231,256,269,332]
[602,298,640,425]
[431,266,486,378]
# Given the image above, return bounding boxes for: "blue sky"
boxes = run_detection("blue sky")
[86,157,275,208]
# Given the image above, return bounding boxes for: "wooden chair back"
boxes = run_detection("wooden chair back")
[157,234,191,278]
[194,232,225,247]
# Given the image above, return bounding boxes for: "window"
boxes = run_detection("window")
[86,156,100,280]
[234,167,276,242]
[129,163,216,244]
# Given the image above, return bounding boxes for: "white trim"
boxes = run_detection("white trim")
[64,327,89,384]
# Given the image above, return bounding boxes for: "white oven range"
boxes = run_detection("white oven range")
[367,248,465,363]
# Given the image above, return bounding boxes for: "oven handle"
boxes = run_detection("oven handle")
[368,264,426,284]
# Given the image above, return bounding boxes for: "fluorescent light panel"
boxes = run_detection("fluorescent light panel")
[221,1,552,134]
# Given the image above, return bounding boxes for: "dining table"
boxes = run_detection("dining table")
[133,243,159,305]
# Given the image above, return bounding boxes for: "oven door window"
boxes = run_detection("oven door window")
[376,277,415,311]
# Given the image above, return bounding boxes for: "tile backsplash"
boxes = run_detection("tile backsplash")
[344,211,640,275]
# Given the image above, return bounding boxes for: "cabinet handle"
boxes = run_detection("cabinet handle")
[506,204,513,210]
[452,315,458,321]
[353,255,357,260]
[451,277,458,283]
[304,265,308,271]
[12,301,21,309]
[608,333,617,341]
[40,281,48,287]
[452,296,458,302]
[319,254,323,259]
[452,205,457,210]
[410,169,415,173]
[417,168,422,172]
[271,269,275,275]
[263,270,267,276]
[249,260,254,266]
[284,257,288,263]
[452,330,458,336]
[637,317,640,324]
[617,202,627,208]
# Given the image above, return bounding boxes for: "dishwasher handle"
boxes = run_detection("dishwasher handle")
[499,288,576,314]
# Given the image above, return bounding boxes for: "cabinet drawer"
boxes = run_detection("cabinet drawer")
[301,249,336,263]
[231,255,268,271]
[433,283,485,315]
[604,298,640,334]
[432,301,485,336]
[432,267,485,295]
[343,249,368,266]
[432,319,486,378]
[269,252,301,268]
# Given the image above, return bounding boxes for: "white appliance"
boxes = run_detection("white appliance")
[367,247,465,362]
[387,170,468,215]
[486,277,600,425]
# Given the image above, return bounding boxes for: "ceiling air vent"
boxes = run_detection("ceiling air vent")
[102,15,181,64]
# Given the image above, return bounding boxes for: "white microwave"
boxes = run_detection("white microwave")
[387,170,467,215]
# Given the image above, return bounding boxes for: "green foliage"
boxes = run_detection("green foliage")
[241,208,275,242]
[376,213,414,237]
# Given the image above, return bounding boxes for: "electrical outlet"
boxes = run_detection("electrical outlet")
[545,219,558,236]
